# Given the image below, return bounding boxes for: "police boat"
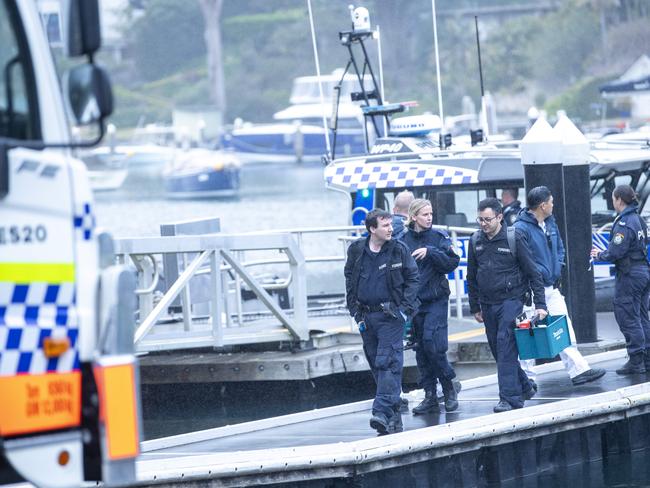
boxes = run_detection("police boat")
[323,6,650,311]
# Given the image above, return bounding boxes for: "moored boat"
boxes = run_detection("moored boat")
[163,148,241,199]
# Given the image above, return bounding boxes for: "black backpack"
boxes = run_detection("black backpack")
[470,227,532,305]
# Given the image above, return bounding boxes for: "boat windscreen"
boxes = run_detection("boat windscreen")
[477,157,524,182]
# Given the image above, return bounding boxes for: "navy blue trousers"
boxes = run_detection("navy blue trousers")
[361,311,404,418]
[614,266,650,356]
[482,298,533,408]
[413,299,456,393]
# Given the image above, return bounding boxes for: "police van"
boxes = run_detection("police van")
[1,1,140,486]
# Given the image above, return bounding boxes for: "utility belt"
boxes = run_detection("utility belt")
[359,301,399,318]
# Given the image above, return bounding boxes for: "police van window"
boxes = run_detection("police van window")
[0,2,40,140]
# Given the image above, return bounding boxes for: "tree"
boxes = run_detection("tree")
[198,0,226,114]
[130,0,205,82]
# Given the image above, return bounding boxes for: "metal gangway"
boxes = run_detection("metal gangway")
[113,224,478,354]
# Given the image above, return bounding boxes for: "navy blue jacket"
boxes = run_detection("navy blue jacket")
[514,210,564,287]
[400,226,459,304]
[344,237,419,320]
[391,214,407,240]
[502,200,522,227]
[467,224,546,313]
[598,203,648,273]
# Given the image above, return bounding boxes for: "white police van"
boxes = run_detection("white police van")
[1,1,140,486]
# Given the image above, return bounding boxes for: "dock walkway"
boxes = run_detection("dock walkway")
[137,349,650,487]
[138,311,626,384]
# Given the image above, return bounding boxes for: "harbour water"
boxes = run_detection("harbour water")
[94,162,349,238]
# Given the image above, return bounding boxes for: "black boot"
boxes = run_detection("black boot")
[399,397,409,412]
[388,410,403,434]
[437,379,462,401]
[369,412,389,435]
[441,379,459,412]
[616,353,646,375]
[412,390,440,415]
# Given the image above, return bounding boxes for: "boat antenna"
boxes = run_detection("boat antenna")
[475,15,489,139]
[431,0,444,128]
[376,24,387,136]
[307,0,332,158]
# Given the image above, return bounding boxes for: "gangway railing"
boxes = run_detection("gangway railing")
[113,227,366,352]
[114,233,312,351]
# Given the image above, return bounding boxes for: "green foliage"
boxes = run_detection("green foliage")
[109,65,210,127]
[482,16,542,93]
[111,0,644,129]
[130,0,206,81]
[543,76,610,122]
[528,4,599,89]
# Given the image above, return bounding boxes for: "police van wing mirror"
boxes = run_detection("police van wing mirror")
[65,64,114,126]
[64,0,102,57]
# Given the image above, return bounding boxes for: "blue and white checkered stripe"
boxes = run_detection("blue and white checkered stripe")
[0,283,79,375]
[74,202,95,241]
[325,163,478,191]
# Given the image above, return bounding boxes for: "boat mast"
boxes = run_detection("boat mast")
[307,0,332,158]
[376,25,387,137]
[431,0,444,128]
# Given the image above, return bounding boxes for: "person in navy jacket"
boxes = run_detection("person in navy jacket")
[345,209,419,434]
[467,198,547,412]
[592,185,650,374]
[514,186,605,385]
[391,190,414,240]
[401,199,460,413]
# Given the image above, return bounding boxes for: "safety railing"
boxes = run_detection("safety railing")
[115,233,311,350]
[113,227,365,351]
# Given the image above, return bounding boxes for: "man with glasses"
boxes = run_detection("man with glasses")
[514,186,606,385]
[467,198,547,412]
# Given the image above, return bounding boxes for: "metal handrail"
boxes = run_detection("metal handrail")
[133,254,159,295]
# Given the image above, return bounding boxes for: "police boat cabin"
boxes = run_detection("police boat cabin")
[325,121,650,237]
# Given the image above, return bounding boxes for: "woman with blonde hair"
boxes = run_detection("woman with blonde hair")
[401,198,461,413]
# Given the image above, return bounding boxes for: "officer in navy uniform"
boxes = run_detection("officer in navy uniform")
[391,190,414,240]
[401,198,461,414]
[345,208,419,434]
[501,188,522,227]
[467,198,547,412]
[591,185,650,374]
